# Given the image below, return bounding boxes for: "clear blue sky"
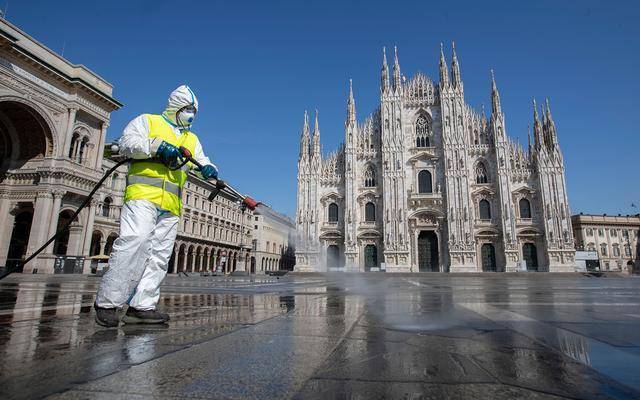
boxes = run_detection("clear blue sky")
[7,1,640,217]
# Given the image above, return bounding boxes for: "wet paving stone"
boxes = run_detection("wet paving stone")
[0,273,638,399]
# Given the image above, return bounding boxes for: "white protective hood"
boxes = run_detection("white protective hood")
[162,85,199,128]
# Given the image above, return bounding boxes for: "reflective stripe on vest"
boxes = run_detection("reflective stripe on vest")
[126,175,182,197]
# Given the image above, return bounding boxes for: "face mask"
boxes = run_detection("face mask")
[176,106,196,127]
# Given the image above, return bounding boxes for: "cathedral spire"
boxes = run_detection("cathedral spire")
[532,98,542,149]
[490,69,502,116]
[346,79,357,126]
[392,46,402,92]
[312,109,321,156]
[299,110,310,159]
[543,98,558,147]
[545,98,557,136]
[451,42,462,88]
[439,43,449,87]
[527,124,532,157]
[381,46,390,94]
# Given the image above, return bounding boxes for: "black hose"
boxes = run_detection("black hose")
[0,158,130,281]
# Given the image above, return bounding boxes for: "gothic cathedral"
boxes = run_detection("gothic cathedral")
[295,45,576,273]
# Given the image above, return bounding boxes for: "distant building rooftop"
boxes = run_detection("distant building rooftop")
[571,213,640,226]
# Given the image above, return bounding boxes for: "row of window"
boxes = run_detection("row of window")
[585,227,637,238]
[181,220,242,243]
[327,202,377,222]
[587,243,633,258]
[478,198,532,221]
[264,241,283,254]
[184,193,241,222]
[325,198,532,223]
[360,164,494,194]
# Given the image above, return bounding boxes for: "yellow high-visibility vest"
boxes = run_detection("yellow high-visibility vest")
[124,114,198,216]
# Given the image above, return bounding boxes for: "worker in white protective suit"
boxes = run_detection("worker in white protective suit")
[94,85,218,327]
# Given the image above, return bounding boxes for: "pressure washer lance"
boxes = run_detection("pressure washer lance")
[175,146,260,211]
[0,144,259,281]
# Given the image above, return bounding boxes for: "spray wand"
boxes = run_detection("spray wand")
[176,146,260,210]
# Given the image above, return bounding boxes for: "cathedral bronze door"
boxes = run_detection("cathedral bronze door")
[522,243,538,271]
[364,244,378,271]
[481,243,497,272]
[418,231,439,272]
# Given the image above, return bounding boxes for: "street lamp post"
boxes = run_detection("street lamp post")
[625,232,634,273]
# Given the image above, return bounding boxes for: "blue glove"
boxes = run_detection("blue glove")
[156,141,181,167]
[200,164,218,180]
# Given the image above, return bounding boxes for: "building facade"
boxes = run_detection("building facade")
[169,175,254,274]
[296,45,576,273]
[251,206,296,273]
[0,18,121,273]
[572,213,639,272]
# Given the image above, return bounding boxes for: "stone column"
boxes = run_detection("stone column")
[171,246,179,273]
[0,196,16,266]
[190,250,196,271]
[67,226,84,256]
[82,199,99,256]
[70,140,79,162]
[99,239,106,255]
[62,108,78,158]
[45,190,65,254]
[85,143,95,167]
[95,122,108,169]
[24,191,54,272]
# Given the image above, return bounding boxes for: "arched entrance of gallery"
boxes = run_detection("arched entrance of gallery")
[0,100,54,176]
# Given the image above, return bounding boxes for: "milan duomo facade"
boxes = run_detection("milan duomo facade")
[295,45,576,273]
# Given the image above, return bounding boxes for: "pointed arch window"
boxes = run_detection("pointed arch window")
[519,198,532,219]
[418,170,432,194]
[328,203,338,222]
[415,115,431,148]
[365,202,376,222]
[479,199,491,220]
[364,166,376,187]
[475,162,488,184]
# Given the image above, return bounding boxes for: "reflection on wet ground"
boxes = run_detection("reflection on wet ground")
[0,273,639,399]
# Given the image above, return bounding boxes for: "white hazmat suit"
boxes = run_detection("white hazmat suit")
[96,85,214,311]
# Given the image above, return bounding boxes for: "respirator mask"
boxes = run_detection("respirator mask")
[176,105,197,128]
